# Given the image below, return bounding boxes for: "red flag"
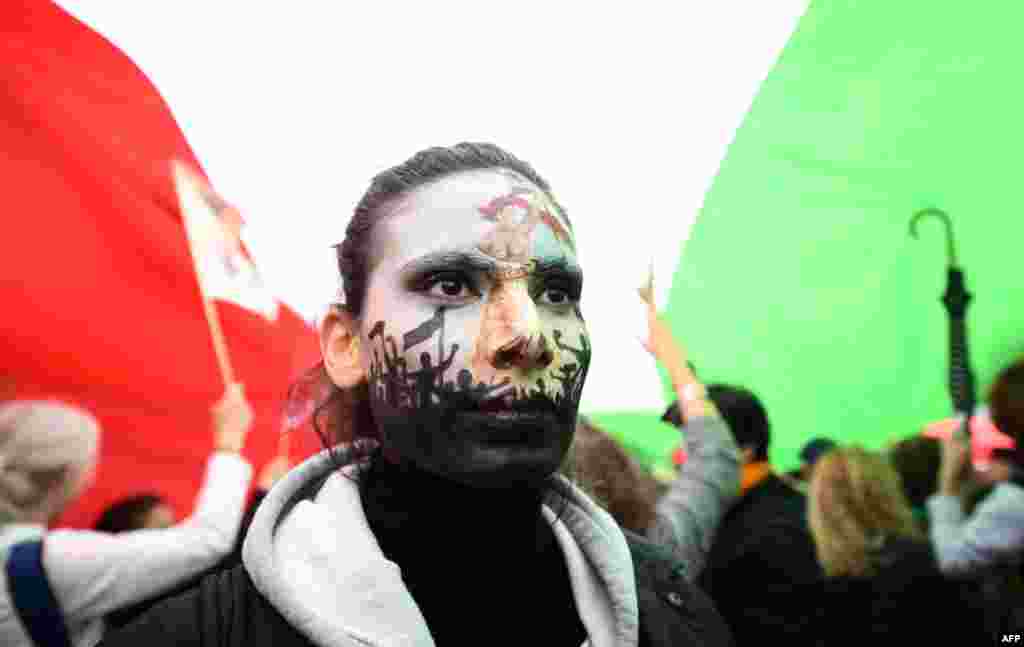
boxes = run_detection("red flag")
[0,0,322,528]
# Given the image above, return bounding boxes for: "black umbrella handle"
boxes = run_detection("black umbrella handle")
[944,268,976,416]
[910,210,977,421]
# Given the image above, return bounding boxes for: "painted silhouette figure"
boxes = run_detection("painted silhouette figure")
[367,316,589,421]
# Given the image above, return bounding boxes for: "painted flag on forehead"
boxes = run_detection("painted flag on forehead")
[0,0,321,529]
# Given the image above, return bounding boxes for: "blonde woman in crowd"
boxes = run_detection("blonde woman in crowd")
[804,447,990,643]
[0,386,254,647]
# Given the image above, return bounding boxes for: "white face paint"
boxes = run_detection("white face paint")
[357,169,589,487]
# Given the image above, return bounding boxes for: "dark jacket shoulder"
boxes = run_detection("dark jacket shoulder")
[814,537,993,643]
[731,474,806,523]
[623,530,734,647]
[104,489,269,632]
[99,566,312,647]
[698,475,821,645]
[703,475,819,582]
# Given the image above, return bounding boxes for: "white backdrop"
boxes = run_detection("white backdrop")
[61,1,807,413]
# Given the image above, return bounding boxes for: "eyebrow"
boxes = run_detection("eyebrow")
[532,257,583,284]
[399,250,583,284]
[400,250,501,280]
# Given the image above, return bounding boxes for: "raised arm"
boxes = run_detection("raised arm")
[927,432,1024,574]
[44,383,255,624]
[640,300,741,580]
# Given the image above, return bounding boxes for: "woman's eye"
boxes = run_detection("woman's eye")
[426,277,475,300]
[539,288,572,306]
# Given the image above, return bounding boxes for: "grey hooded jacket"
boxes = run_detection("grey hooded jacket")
[101,442,734,647]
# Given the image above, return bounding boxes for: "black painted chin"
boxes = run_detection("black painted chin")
[373,403,577,490]
[364,313,590,490]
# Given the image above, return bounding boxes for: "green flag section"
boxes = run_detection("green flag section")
[664,0,1024,470]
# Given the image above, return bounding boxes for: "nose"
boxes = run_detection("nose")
[493,334,554,371]
[480,282,553,372]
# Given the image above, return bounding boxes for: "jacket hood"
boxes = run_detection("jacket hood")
[242,447,639,647]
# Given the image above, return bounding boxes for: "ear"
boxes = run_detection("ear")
[320,307,366,389]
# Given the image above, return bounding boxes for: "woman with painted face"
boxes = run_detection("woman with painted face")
[102,143,733,647]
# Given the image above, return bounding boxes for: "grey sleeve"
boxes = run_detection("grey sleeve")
[927,482,1024,575]
[647,415,741,582]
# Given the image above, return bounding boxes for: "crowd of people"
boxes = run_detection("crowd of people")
[1,142,1021,647]
[2,6,1023,645]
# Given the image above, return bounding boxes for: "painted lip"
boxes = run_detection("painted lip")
[469,391,557,418]
[457,382,565,430]
[460,410,549,422]
[457,410,555,444]
[474,391,518,414]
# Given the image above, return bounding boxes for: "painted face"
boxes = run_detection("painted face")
[358,169,589,487]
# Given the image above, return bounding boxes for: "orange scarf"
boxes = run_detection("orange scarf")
[740,461,773,495]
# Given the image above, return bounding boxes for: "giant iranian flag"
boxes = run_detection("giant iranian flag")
[54,1,1022,478]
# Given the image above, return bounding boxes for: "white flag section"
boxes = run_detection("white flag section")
[172,162,279,320]
[71,1,808,415]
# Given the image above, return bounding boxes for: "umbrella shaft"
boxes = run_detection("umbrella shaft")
[948,317,976,416]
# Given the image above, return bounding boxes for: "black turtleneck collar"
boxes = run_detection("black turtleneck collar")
[360,452,556,556]
[358,453,587,645]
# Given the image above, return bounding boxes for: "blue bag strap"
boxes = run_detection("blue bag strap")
[6,539,73,647]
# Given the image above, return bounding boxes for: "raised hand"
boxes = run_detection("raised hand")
[637,267,714,420]
[640,283,689,384]
[258,454,292,491]
[212,382,254,454]
[938,426,972,496]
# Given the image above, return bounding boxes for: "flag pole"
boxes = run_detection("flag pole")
[276,429,291,460]
[173,160,236,389]
[199,295,236,388]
